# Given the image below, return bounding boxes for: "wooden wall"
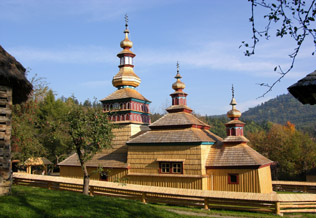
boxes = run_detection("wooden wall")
[127,175,203,189]
[206,166,273,193]
[60,166,128,182]
[0,86,12,195]
[128,145,203,175]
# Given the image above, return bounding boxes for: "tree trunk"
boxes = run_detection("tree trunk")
[82,163,90,195]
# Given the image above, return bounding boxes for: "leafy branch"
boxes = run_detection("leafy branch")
[242,0,316,97]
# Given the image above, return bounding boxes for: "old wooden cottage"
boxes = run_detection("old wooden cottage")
[0,45,32,195]
[59,21,274,193]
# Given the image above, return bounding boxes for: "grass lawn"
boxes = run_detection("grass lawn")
[0,185,190,218]
[1,185,316,218]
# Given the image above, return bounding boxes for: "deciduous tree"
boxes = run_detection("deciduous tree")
[66,104,113,195]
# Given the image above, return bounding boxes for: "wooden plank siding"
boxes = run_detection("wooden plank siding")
[0,86,12,195]
[60,166,128,182]
[127,175,203,189]
[206,166,272,193]
[128,145,203,175]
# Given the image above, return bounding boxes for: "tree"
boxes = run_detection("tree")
[11,75,48,163]
[37,90,72,168]
[66,104,113,195]
[248,121,316,180]
[244,0,316,97]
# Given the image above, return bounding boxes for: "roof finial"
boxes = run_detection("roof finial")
[230,84,237,108]
[175,61,182,80]
[125,14,128,30]
[232,84,235,99]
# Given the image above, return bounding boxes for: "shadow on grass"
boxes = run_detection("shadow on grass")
[0,186,182,218]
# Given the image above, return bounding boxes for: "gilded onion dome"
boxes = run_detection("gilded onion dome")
[227,86,242,119]
[120,29,133,49]
[172,62,186,91]
[112,16,141,88]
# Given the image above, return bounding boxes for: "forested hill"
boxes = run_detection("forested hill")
[242,93,316,134]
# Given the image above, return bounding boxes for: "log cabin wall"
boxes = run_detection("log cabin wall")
[0,86,12,195]
[206,166,273,193]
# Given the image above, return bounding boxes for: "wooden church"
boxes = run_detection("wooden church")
[59,20,274,193]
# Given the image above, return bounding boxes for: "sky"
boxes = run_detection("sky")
[1,0,315,115]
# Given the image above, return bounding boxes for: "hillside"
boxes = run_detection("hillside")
[242,93,316,136]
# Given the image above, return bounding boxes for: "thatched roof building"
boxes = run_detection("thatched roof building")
[288,70,316,105]
[0,45,32,104]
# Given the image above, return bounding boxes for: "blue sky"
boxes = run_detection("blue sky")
[1,0,315,115]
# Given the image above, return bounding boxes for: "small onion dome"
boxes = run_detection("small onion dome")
[120,29,133,48]
[227,97,242,118]
[172,72,186,90]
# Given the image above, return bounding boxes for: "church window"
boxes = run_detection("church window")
[228,174,239,184]
[159,162,183,174]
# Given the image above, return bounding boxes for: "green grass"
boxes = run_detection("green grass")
[2,186,316,218]
[0,185,192,218]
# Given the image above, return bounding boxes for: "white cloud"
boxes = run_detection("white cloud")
[8,46,116,64]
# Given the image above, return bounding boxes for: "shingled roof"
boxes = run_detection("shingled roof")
[0,45,32,104]
[150,112,210,129]
[58,147,128,168]
[206,143,273,168]
[288,70,316,105]
[127,128,222,144]
[100,87,150,102]
[59,129,131,168]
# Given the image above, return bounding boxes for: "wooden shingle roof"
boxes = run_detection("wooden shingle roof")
[206,143,273,168]
[0,45,32,104]
[150,112,210,128]
[288,70,316,105]
[127,128,222,144]
[59,131,130,168]
[100,88,150,102]
[58,148,128,168]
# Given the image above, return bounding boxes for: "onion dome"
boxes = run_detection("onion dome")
[120,29,133,49]
[227,97,242,119]
[227,86,241,119]
[172,62,186,91]
[112,15,140,89]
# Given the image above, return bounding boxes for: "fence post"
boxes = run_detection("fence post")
[48,182,52,190]
[89,186,94,196]
[275,201,282,216]
[141,192,147,204]
[204,198,209,210]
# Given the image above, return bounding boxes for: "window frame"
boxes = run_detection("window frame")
[159,162,183,174]
[228,173,239,184]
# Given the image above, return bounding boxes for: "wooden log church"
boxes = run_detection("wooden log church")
[59,19,274,193]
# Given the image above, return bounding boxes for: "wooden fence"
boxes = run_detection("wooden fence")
[13,173,316,216]
[273,180,316,193]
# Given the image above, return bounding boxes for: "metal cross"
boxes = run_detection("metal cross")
[125,14,128,29]
[232,84,235,98]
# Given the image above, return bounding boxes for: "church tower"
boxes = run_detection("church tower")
[101,15,151,126]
